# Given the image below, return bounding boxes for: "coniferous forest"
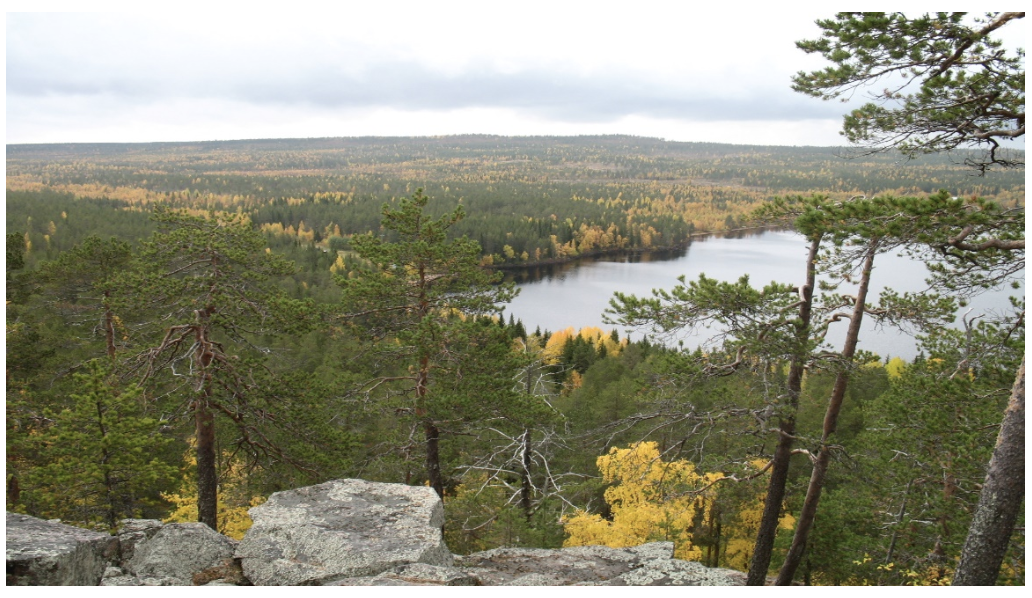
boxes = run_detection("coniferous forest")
[6,13,1026,587]
[7,135,1024,585]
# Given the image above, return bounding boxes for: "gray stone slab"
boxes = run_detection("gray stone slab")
[126,522,238,584]
[6,512,118,586]
[236,478,452,586]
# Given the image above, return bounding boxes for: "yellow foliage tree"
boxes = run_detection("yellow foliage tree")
[885,356,907,379]
[330,254,347,274]
[161,449,265,540]
[543,326,576,364]
[719,460,797,571]
[563,442,723,560]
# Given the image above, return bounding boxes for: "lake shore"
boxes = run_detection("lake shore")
[487,225,784,275]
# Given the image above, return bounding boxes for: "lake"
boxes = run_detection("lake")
[503,230,1024,361]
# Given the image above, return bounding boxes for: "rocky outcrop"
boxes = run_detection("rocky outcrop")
[457,545,650,585]
[6,512,119,586]
[608,558,747,585]
[236,478,451,585]
[327,563,480,586]
[123,522,239,585]
[455,542,745,586]
[113,519,163,564]
[7,478,747,586]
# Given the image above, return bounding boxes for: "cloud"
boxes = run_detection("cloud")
[238,61,842,121]
[9,50,844,125]
[5,9,851,144]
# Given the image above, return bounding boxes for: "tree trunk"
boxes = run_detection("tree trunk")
[747,236,820,585]
[776,244,876,585]
[194,316,218,530]
[521,428,533,521]
[195,399,218,530]
[425,421,444,498]
[415,347,445,498]
[953,356,1025,585]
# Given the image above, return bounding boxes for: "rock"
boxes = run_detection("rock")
[199,579,241,586]
[456,543,673,585]
[99,565,144,585]
[606,559,747,586]
[453,542,742,586]
[236,478,452,586]
[7,481,748,586]
[125,522,237,585]
[192,558,250,586]
[327,563,479,586]
[6,512,118,586]
[139,576,187,586]
[502,572,567,586]
[624,541,675,560]
[114,519,164,565]
[100,575,144,586]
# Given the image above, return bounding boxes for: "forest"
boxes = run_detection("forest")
[5,13,1026,587]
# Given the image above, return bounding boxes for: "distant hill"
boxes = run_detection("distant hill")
[7,135,1024,272]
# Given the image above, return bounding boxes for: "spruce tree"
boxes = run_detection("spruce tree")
[18,360,177,530]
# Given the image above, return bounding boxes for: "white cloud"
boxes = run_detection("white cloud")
[1,5,901,145]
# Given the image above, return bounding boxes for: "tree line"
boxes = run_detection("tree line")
[7,184,1023,584]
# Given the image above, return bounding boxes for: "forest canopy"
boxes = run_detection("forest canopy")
[6,129,1025,585]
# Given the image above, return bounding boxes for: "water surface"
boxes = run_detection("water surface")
[505,231,1023,361]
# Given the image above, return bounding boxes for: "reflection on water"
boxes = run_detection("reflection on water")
[502,248,687,284]
[502,229,774,285]
[503,230,1023,361]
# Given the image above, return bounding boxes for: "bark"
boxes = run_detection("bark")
[776,245,876,585]
[747,236,820,585]
[425,421,444,498]
[417,346,445,497]
[520,428,533,521]
[414,263,447,498]
[194,313,218,530]
[953,356,1025,585]
[195,399,218,530]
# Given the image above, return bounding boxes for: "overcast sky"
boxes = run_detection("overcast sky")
[5,4,1026,146]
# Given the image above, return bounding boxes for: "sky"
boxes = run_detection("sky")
[5,4,1027,147]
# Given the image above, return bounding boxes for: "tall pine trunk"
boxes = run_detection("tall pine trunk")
[776,244,876,585]
[425,421,444,498]
[747,236,820,585]
[953,356,1025,585]
[195,399,218,530]
[194,313,218,530]
[417,351,445,498]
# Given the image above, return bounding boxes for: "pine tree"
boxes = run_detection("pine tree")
[793,12,1024,173]
[119,207,310,529]
[794,12,1025,583]
[607,194,961,584]
[336,189,518,497]
[35,236,132,359]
